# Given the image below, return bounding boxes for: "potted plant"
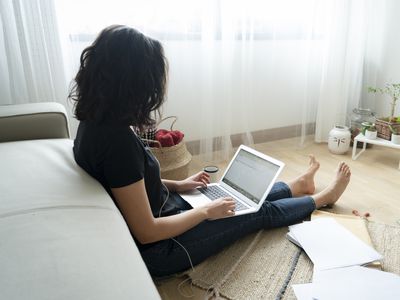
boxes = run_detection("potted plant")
[389,125,400,145]
[365,125,377,139]
[368,83,400,140]
[361,121,373,135]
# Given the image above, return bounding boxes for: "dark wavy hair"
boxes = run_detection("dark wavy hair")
[69,25,168,128]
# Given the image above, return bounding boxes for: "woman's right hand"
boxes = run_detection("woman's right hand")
[204,197,236,220]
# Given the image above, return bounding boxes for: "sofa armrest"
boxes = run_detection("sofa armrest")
[0,102,70,142]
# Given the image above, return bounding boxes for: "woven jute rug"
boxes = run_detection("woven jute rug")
[186,221,400,300]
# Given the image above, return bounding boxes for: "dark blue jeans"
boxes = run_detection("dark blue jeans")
[140,182,315,277]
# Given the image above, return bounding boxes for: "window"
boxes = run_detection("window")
[56,0,327,42]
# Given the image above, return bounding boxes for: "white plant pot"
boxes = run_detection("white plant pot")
[365,130,377,139]
[391,134,400,145]
[328,125,351,154]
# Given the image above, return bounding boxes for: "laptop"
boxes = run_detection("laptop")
[179,145,285,217]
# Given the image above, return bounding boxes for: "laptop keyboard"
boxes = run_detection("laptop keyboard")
[197,186,248,211]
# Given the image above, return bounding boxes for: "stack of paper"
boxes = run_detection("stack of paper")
[287,218,382,270]
[311,210,382,269]
[286,217,400,299]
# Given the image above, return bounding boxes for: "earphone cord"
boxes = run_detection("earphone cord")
[133,129,196,273]
[159,182,195,272]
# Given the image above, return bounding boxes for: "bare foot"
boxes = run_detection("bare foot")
[312,162,351,208]
[288,155,320,197]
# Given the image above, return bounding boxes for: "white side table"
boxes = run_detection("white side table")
[352,133,400,169]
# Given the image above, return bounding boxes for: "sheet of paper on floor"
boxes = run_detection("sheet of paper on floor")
[312,266,400,300]
[292,283,313,300]
[310,210,382,269]
[288,218,382,270]
[286,231,301,247]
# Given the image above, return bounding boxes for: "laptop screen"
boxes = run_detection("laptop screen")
[222,149,280,204]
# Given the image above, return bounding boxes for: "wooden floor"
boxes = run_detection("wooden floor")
[157,136,400,299]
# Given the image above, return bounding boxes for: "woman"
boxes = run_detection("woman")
[71,25,351,277]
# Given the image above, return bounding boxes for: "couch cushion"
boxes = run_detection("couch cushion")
[0,103,70,142]
[0,139,159,299]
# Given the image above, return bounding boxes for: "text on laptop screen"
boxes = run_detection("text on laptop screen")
[222,149,280,204]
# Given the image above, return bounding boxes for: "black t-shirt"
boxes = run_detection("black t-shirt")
[73,120,177,217]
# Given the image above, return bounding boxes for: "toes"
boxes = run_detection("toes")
[308,155,320,172]
[337,162,351,176]
[309,154,319,165]
[338,163,351,177]
[345,167,351,177]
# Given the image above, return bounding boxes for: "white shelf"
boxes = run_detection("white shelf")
[352,133,400,169]
[354,133,400,149]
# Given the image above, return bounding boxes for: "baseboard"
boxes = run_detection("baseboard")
[186,123,315,155]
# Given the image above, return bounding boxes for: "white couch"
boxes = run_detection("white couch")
[0,103,160,300]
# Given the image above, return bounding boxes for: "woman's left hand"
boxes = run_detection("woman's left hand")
[175,171,211,192]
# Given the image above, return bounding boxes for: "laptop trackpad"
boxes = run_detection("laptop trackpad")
[179,189,211,208]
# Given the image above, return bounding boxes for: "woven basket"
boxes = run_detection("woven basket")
[375,118,400,140]
[143,116,192,180]
[150,139,192,180]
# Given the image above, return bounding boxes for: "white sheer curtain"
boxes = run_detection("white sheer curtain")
[1,0,386,161]
[0,0,67,106]
[314,0,386,142]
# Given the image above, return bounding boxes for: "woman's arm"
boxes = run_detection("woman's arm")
[162,171,210,192]
[112,179,235,244]
[161,179,179,192]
